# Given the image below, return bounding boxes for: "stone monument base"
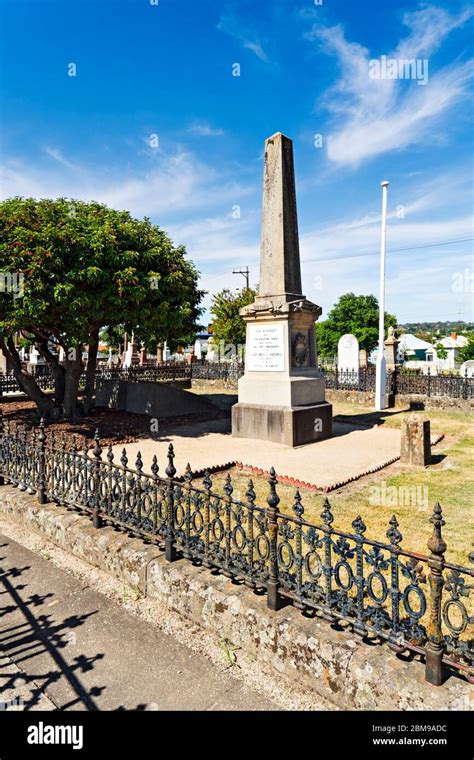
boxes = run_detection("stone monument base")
[232,401,333,447]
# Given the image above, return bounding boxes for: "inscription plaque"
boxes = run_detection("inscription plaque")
[247,323,285,372]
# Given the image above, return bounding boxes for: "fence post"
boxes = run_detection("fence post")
[352,515,368,638]
[425,502,446,686]
[427,366,431,398]
[92,429,103,528]
[0,409,3,486]
[266,467,282,611]
[165,443,178,562]
[0,410,5,486]
[463,368,469,400]
[37,418,47,504]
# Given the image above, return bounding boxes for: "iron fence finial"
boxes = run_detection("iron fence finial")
[267,467,280,511]
[166,443,176,478]
[387,514,402,546]
[321,497,334,526]
[292,490,304,519]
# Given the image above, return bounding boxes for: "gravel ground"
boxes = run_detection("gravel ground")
[0,515,328,711]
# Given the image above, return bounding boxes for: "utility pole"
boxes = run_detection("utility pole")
[232,266,250,290]
[375,180,389,411]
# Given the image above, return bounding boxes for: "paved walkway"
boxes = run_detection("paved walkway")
[111,419,401,488]
[0,535,278,711]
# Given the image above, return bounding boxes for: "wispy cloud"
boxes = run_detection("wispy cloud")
[0,148,253,219]
[187,122,225,137]
[218,12,271,63]
[307,5,474,167]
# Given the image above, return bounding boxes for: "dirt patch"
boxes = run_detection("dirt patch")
[0,400,227,449]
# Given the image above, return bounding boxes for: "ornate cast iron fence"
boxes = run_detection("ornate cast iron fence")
[96,364,191,382]
[191,361,244,382]
[0,413,472,687]
[323,366,473,399]
[1,363,472,399]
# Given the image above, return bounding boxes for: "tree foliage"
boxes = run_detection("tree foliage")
[458,333,474,363]
[210,287,257,348]
[0,197,203,417]
[315,293,397,356]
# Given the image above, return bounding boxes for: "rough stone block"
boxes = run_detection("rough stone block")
[400,414,431,466]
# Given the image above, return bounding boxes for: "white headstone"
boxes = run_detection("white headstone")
[459,360,474,379]
[194,339,202,360]
[0,347,7,374]
[206,336,217,362]
[337,333,359,373]
[29,346,43,364]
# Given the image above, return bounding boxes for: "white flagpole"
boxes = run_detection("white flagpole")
[375,180,389,411]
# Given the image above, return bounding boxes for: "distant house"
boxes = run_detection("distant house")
[397,334,434,362]
[436,332,468,371]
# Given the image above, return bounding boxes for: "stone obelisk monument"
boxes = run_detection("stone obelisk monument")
[232,132,332,446]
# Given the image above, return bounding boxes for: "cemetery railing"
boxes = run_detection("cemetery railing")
[0,414,472,688]
[1,364,471,399]
[190,361,245,382]
[95,364,191,382]
[322,367,473,399]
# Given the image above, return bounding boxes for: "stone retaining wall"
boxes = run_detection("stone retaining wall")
[326,388,473,412]
[95,378,220,418]
[0,485,470,711]
[191,378,239,391]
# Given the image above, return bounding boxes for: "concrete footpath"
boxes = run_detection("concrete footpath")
[0,534,278,711]
[111,418,402,489]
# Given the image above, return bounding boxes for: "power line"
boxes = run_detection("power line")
[301,237,474,264]
[199,236,474,281]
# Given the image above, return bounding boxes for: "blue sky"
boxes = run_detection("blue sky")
[1,0,473,325]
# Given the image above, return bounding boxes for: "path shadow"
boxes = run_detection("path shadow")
[333,407,409,429]
[0,552,105,710]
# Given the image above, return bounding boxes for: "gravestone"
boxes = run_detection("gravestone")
[232,132,332,447]
[359,349,368,369]
[337,334,359,372]
[400,414,431,467]
[459,360,474,379]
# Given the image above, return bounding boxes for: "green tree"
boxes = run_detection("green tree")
[433,343,448,360]
[0,197,203,418]
[458,333,474,362]
[315,293,397,356]
[210,287,257,350]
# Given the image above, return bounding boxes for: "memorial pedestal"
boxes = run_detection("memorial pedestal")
[232,401,332,447]
[231,132,333,448]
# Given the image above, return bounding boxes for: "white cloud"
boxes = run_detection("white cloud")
[187,122,225,137]
[217,13,271,62]
[0,148,253,219]
[307,5,474,166]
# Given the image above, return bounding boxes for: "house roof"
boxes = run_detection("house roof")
[438,335,468,348]
[398,334,433,350]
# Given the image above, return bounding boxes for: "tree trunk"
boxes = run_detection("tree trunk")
[34,336,66,405]
[0,335,57,418]
[63,349,84,419]
[83,327,99,415]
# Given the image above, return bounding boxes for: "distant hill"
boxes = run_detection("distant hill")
[399,321,473,334]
